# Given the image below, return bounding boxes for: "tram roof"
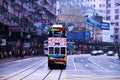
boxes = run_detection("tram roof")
[52,25,62,28]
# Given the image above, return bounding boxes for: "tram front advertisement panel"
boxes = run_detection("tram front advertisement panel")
[48,27,67,69]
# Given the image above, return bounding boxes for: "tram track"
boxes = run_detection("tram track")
[42,69,63,80]
[3,59,47,80]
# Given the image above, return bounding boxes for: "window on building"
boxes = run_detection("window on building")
[115,35,119,39]
[115,28,119,33]
[107,3,111,7]
[93,5,95,8]
[14,9,20,17]
[115,15,119,20]
[107,10,110,14]
[115,22,119,26]
[2,0,8,10]
[106,16,111,20]
[99,10,105,14]
[107,0,111,2]
[115,9,119,13]
[102,17,106,20]
[100,4,105,7]
[115,3,120,7]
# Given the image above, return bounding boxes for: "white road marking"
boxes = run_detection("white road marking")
[85,64,89,67]
[72,56,77,71]
[15,58,33,63]
[15,60,22,62]
[109,65,114,68]
[66,69,120,72]
[80,60,84,62]
[42,64,48,70]
[88,58,109,72]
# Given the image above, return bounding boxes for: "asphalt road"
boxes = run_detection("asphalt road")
[0,54,120,80]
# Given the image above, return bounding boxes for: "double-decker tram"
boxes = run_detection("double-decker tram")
[48,25,67,69]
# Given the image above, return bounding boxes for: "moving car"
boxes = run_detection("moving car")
[97,50,104,55]
[107,51,115,56]
[91,50,98,56]
[91,50,104,56]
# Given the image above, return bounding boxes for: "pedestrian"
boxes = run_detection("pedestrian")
[9,51,12,57]
[12,49,15,57]
[32,50,34,56]
[15,49,18,58]
[117,45,120,59]
[23,49,26,56]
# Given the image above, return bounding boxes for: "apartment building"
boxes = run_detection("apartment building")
[78,0,106,19]
[0,0,56,47]
[106,0,120,44]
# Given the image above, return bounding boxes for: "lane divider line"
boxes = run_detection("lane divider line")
[88,58,109,72]
[72,55,77,71]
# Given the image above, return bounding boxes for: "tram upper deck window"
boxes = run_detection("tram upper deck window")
[55,47,60,54]
[54,31,62,37]
[54,31,66,37]
[48,28,66,37]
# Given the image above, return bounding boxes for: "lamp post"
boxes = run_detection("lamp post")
[17,0,24,58]
[111,22,120,59]
[109,2,120,59]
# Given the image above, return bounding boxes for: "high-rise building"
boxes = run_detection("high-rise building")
[59,0,106,18]
[106,0,120,44]
[59,0,120,43]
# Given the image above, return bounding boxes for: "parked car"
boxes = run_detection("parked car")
[97,50,104,55]
[107,51,115,56]
[91,50,104,56]
[91,50,98,56]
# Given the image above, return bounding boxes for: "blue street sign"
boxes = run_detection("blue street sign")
[101,22,110,30]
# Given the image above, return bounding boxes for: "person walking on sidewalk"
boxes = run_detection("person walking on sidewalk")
[117,45,120,59]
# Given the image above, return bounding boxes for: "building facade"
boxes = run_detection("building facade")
[0,0,56,49]
[58,0,102,42]
[106,0,120,44]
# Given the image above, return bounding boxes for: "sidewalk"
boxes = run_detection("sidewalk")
[0,56,32,64]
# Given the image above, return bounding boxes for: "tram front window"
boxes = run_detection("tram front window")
[49,47,54,54]
[55,47,59,54]
[61,47,66,54]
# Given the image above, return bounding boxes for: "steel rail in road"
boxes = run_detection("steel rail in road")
[42,69,63,80]
[3,59,47,80]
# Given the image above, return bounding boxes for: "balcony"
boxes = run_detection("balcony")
[0,5,8,16]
